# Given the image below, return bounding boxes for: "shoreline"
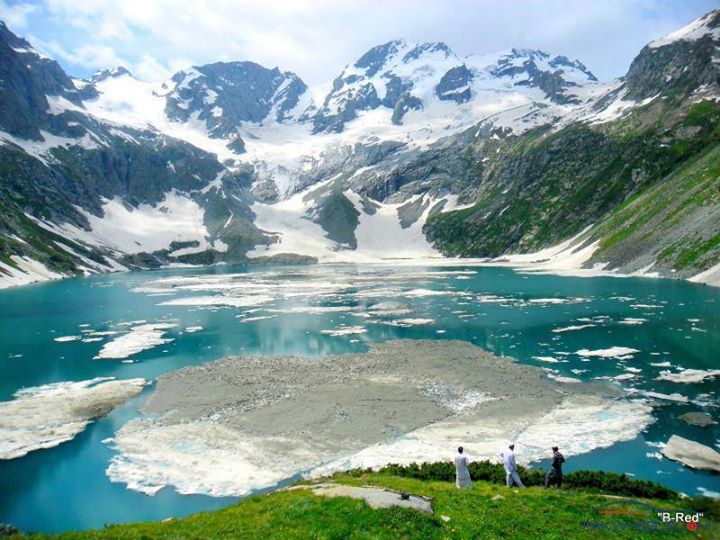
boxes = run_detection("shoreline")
[1,252,719,292]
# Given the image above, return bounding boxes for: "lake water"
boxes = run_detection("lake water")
[1,263,718,532]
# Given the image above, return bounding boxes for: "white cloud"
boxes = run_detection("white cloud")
[0,0,40,29]
[27,34,127,71]
[133,53,171,81]
[5,0,718,84]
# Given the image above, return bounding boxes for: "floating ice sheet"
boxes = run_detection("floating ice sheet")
[576,347,640,360]
[95,323,177,360]
[105,341,651,497]
[0,377,146,459]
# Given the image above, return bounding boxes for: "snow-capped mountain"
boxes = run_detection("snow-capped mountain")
[310,39,600,133]
[1,9,719,288]
[485,48,597,103]
[77,61,311,161]
[161,62,309,152]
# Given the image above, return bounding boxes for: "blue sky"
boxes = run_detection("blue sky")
[1,0,717,84]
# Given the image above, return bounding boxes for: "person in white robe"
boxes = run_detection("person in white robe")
[454,446,472,488]
[499,443,524,487]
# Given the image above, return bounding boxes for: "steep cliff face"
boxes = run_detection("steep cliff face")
[624,9,720,100]
[0,22,95,140]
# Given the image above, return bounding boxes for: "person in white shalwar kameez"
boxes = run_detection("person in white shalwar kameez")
[499,443,524,487]
[454,446,472,488]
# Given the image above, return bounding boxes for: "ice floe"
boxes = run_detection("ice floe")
[386,318,435,327]
[313,394,650,479]
[239,315,277,323]
[634,390,690,403]
[107,422,320,496]
[184,326,203,333]
[95,323,177,360]
[53,335,81,342]
[576,347,639,360]
[698,487,720,499]
[320,325,367,336]
[656,369,720,384]
[618,318,647,326]
[552,324,596,333]
[532,356,562,363]
[661,435,720,473]
[0,377,146,459]
[158,295,273,308]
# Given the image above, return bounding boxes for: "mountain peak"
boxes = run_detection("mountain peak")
[489,48,597,85]
[353,40,407,76]
[0,20,45,58]
[402,41,453,62]
[625,8,719,100]
[649,8,720,49]
[509,48,549,59]
[90,66,132,83]
[162,60,308,143]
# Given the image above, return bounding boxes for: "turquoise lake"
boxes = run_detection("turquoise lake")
[0,263,718,532]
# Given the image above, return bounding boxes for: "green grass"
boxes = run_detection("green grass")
[674,235,720,269]
[686,100,719,126]
[15,473,719,540]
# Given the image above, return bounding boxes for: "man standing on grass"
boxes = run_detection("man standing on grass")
[454,446,472,489]
[500,443,524,487]
[545,446,565,489]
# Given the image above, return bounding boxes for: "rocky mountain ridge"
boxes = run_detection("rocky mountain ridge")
[0,9,719,288]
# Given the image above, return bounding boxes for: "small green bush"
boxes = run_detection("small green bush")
[372,461,677,500]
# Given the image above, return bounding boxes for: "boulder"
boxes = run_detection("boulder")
[678,412,718,427]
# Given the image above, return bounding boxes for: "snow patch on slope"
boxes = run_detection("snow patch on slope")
[83,72,238,161]
[35,191,218,255]
[0,129,100,165]
[649,10,720,48]
[0,256,65,289]
[486,226,603,277]
[690,261,720,287]
[248,184,441,262]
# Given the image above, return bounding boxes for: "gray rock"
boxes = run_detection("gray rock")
[678,412,718,427]
[436,65,473,103]
[310,483,433,514]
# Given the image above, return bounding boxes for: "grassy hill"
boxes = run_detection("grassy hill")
[11,466,720,539]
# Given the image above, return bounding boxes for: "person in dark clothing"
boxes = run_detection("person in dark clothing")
[544,446,565,488]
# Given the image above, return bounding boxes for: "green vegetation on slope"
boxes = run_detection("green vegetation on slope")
[14,469,719,540]
[591,136,720,275]
[424,99,720,278]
